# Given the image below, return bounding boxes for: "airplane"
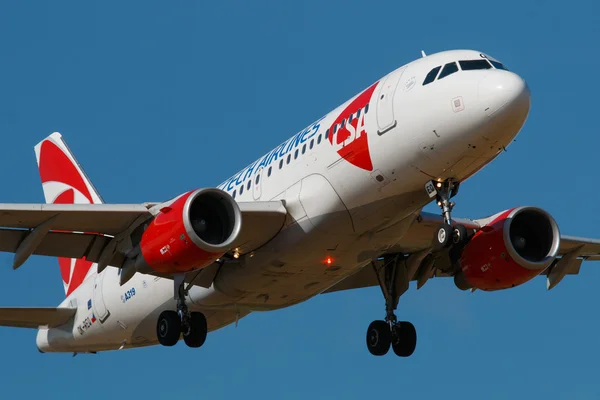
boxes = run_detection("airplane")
[0,48,599,358]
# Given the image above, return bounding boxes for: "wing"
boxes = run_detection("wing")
[324,211,600,295]
[0,307,76,329]
[0,201,287,272]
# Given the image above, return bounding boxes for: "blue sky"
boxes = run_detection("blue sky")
[0,1,599,398]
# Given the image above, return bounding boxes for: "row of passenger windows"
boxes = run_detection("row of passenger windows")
[230,105,370,199]
[423,58,508,86]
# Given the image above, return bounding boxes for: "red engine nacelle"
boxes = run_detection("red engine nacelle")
[457,206,560,291]
[137,188,242,274]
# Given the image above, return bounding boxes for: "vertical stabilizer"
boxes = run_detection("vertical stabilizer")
[34,132,103,296]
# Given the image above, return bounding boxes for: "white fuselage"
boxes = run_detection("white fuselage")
[36,49,531,353]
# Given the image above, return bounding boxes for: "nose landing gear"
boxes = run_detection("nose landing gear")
[427,179,469,251]
[365,255,417,357]
[156,279,207,348]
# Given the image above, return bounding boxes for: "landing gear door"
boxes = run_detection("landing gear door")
[376,67,405,135]
[93,270,110,323]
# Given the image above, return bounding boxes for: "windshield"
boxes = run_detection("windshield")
[459,59,492,70]
[422,57,511,86]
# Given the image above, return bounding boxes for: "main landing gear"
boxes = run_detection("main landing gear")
[366,255,417,357]
[427,179,468,251]
[156,280,207,348]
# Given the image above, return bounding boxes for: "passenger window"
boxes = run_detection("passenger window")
[334,125,338,134]
[268,166,272,177]
[490,60,508,70]
[438,62,459,80]
[302,144,306,154]
[365,104,369,114]
[240,185,244,195]
[287,154,291,164]
[233,190,236,199]
[247,180,251,190]
[357,109,361,118]
[423,66,441,85]
[279,159,283,169]
[317,134,322,144]
[310,139,314,149]
[255,174,260,184]
[459,60,492,70]
[294,149,299,159]
[325,129,329,139]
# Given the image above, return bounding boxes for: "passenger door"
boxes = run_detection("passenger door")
[376,67,406,135]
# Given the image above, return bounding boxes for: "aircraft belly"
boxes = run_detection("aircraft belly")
[207,174,355,308]
[207,184,426,310]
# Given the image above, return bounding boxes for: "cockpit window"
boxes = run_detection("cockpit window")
[459,59,492,70]
[423,66,441,85]
[489,60,508,71]
[438,62,459,80]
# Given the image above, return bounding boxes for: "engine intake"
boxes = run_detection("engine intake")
[184,189,240,251]
[457,206,560,291]
[138,188,242,274]
[507,208,555,264]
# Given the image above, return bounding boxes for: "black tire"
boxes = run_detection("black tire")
[391,321,417,357]
[452,224,468,246]
[183,312,208,348]
[433,224,452,250]
[157,310,181,347]
[366,320,391,356]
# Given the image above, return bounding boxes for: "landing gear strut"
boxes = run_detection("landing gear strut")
[365,255,417,357]
[428,179,468,251]
[156,279,207,348]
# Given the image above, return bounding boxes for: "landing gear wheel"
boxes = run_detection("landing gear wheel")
[157,310,181,346]
[183,312,208,348]
[391,321,417,357]
[367,257,419,357]
[452,224,468,246]
[366,320,392,356]
[433,224,452,250]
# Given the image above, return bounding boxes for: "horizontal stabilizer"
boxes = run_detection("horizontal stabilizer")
[0,307,76,329]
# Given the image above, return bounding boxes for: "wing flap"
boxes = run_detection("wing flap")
[0,307,76,329]
[0,203,151,235]
[0,229,112,266]
[0,200,287,277]
[232,201,287,254]
[559,235,600,257]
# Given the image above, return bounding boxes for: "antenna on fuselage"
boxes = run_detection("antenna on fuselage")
[421,50,427,57]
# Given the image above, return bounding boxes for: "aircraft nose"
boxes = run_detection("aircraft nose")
[478,71,531,118]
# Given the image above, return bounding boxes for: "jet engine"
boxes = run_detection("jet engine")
[456,206,560,291]
[136,188,242,274]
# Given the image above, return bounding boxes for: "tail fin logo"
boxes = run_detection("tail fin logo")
[58,258,93,297]
[38,139,94,204]
[35,133,102,296]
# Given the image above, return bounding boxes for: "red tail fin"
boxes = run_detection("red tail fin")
[34,132,103,296]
